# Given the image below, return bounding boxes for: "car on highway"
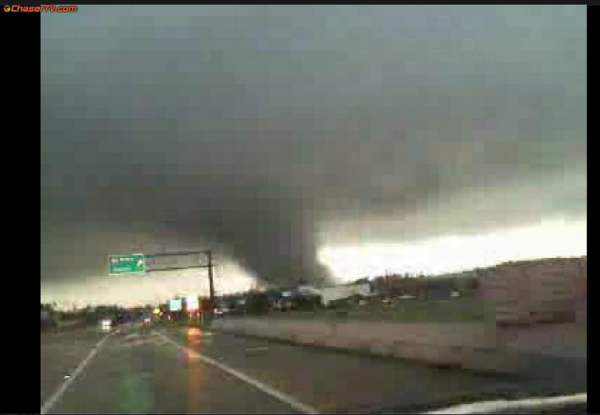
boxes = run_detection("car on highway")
[99,318,112,332]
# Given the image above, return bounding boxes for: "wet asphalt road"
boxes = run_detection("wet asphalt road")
[40,323,585,414]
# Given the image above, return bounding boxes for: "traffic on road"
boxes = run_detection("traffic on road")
[41,321,586,414]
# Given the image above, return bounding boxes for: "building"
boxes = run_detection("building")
[575,260,587,324]
[41,309,51,323]
[478,257,586,325]
[41,304,55,326]
[316,283,372,306]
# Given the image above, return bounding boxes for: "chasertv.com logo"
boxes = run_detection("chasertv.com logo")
[4,4,79,13]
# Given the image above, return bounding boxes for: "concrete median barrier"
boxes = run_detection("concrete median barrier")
[211,317,527,374]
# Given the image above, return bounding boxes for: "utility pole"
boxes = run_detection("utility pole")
[206,250,215,308]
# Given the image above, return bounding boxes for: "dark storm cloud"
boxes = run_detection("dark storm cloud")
[41,6,586,289]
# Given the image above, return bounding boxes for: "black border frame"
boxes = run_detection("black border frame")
[1,5,41,415]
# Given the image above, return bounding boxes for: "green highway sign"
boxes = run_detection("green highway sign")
[108,254,146,275]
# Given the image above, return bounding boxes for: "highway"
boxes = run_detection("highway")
[41,323,585,414]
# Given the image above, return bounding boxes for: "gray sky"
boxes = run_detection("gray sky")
[41,6,586,306]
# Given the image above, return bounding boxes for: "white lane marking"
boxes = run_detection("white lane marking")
[423,392,587,414]
[41,332,112,415]
[155,332,319,414]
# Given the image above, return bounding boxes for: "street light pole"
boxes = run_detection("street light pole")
[206,250,215,309]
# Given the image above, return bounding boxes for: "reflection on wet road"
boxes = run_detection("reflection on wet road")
[40,324,586,414]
